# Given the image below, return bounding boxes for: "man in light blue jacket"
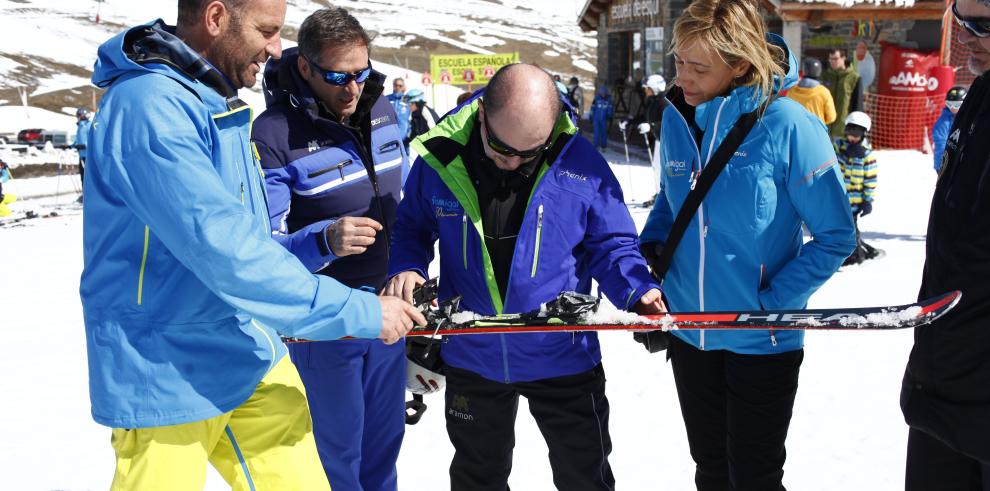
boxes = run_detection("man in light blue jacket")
[80,1,423,489]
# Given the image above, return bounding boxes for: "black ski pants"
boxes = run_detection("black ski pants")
[444,364,614,491]
[669,336,803,491]
[906,428,990,490]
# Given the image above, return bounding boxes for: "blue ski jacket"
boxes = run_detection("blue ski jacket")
[252,47,408,286]
[640,34,856,355]
[80,21,382,429]
[932,107,954,173]
[591,91,614,129]
[75,119,92,158]
[388,96,659,383]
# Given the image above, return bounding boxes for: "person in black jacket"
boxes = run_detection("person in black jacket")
[619,74,666,150]
[901,0,990,488]
[404,88,440,145]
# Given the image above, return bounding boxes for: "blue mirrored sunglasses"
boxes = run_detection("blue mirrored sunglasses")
[953,2,990,38]
[306,57,373,86]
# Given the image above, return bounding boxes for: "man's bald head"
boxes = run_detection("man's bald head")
[484,63,562,129]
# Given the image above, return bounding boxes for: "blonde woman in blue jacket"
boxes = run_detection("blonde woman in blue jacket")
[639,0,856,489]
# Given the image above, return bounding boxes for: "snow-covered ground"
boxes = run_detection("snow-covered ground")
[0,148,934,490]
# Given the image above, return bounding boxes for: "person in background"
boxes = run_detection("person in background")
[619,74,666,150]
[405,88,440,145]
[902,0,990,486]
[590,85,614,151]
[932,85,967,173]
[388,77,411,144]
[385,63,664,491]
[639,0,856,488]
[80,1,422,488]
[0,158,13,217]
[822,47,863,137]
[74,107,92,202]
[456,91,473,106]
[566,76,584,116]
[834,111,879,266]
[788,57,836,125]
[251,7,411,490]
[853,40,876,91]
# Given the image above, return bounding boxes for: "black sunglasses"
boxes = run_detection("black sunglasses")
[953,1,990,39]
[481,106,553,159]
[306,57,373,86]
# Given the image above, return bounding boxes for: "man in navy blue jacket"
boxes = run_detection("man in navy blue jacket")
[385,63,664,490]
[251,7,409,491]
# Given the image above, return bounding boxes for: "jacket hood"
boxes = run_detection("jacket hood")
[261,46,386,125]
[798,77,821,89]
[92,20,238,102]
[686,32,799,133]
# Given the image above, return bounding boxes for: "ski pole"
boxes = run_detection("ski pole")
[620,127,635,203]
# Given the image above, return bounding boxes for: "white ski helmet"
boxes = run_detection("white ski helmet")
[643,74,667,94]
[845,111,871,132]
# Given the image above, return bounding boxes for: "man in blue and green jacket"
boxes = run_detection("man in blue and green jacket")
[252,8,410,491]
[79,2,422,488]
[385,63,664,491]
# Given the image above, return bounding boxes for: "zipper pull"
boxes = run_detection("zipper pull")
[537,204,544,226]
[689,171,698,190]
[703,225,708,238]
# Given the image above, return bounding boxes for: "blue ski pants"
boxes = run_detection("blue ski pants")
[288,338,406,491]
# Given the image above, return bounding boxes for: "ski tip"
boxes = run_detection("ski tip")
[919,290,962,325]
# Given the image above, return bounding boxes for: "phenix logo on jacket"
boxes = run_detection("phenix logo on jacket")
[640,34,856,355]
[388,96,660,383]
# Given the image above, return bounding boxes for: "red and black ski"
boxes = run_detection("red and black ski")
[405,290,961,337]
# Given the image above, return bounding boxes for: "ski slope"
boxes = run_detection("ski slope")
[0,148,935,490]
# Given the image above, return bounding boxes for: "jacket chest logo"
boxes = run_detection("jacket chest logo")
[432,196,463,218]
[667,160,688,177]
[558,170,587,181]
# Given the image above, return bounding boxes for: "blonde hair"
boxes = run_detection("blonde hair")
[671,0,785,101]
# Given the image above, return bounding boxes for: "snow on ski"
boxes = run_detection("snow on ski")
[401,288,961,337]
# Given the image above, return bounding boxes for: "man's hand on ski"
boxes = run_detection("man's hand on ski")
[637,122,652,135]
[378,295,426,345]
[618,120,629,132]
[325,217,382,257]
[634,288,666,314]
[384,271,428,304]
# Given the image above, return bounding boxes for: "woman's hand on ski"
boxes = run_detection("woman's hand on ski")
[634,288,667,314]
[384,271,427,304]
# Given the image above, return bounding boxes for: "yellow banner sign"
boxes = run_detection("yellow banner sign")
[429,53,520,85]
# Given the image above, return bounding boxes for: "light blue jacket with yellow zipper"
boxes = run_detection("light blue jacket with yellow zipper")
[80,20,382,429]
[640,34,856,354]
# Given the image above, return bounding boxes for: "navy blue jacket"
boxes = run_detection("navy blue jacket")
[252,47,409,290]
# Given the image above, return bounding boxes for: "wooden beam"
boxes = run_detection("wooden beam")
[780,1,943,11]
[781,7,943,21]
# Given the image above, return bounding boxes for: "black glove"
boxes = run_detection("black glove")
[632,330,671,353]
[858,201,872,217]
[640,241,662,273]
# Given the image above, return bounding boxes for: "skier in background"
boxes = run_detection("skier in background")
[566,76,584,117]
[252,7,411,490]
[788,57,836,125]
[385,63,664,491]
[590,85,614,151]
[404,88,439,145]
[74,107,92,202]
[80,1,422,488]
[619,74,666,151]
[639,1,855,488]
[902,0,990,485]
[822,47,863,137]
[388,77,411,145]
[834,111,879,266]
[932,85,966,173]
[0,158,13,217]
